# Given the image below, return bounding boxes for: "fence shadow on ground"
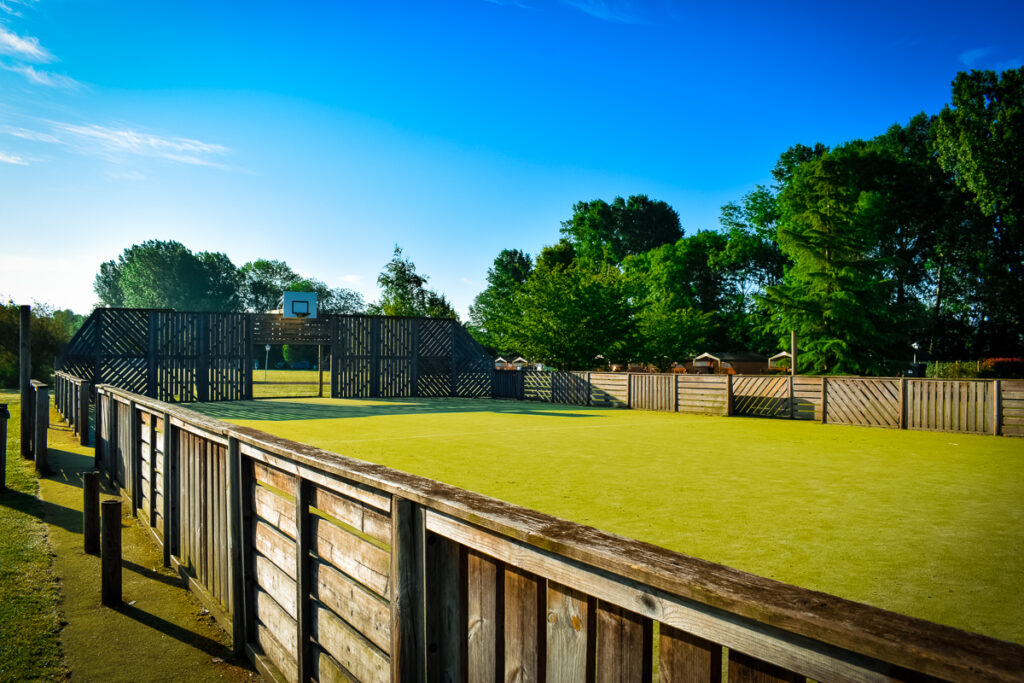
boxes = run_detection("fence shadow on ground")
[191,397,609,423]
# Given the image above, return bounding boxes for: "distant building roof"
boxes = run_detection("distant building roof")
[695,351,768,363]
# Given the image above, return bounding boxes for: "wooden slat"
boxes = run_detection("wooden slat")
[659,624,722,682]
[596,601,651,682]
[314,486,392,546]
[255,484,296,538]
[466,549,500,681]
[255,589,298,672]
[546,582,590,682]
[314,558,392,654]
[314,604,390,683]
[728,650,802,682]
[504,565,542,682]
[255,520,297,580]
[426,532,462,682]
[256,551,297,618]
[314,516,391,598]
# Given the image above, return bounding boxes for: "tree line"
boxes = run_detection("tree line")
[93,242,457,319]
[468,68,1024,374]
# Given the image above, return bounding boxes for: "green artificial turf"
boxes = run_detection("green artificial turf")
[193,396,1024,645]
[252,369,323,398]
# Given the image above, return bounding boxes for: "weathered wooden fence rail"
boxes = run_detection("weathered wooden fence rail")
[93,384,1023,682]
[502,372,1024,437]
[54,371,91,446]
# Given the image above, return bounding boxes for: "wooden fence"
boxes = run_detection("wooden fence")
[83,384,1023,682]
[494,372,1024,437]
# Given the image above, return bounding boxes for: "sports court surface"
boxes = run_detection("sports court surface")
[191,396,1024,645]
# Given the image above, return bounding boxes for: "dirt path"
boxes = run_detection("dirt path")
[37,418,260,682]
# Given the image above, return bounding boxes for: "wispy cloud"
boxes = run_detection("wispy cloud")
[52,122,230,167]
[0,150,28,165]
[0,2,23,17]
[559,0,648,23]
[960,46,1022,71]
[0,25,51,62]
[4,125,60,143]
[1,61,79,88]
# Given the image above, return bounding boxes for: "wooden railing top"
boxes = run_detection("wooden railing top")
[55,370,89,384]
[95,384,1024,682]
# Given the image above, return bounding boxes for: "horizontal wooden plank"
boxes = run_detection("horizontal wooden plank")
[314,558,391,654]
[315,648,356,683]
[254,461,297,496]
[255,588,297,661]
[314,604,389,683]
[256,622,297,682]
[254,520,296,580]
[255,484,297,538]
[313,516,391,598]
[256,551,297,619]
[313,487,392,546]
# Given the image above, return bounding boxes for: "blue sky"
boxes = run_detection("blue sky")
[2,0,1022,317]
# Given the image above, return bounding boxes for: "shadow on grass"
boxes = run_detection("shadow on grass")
[0,486,83,534]
[192,396,607,423]
[123,559,187,589]
[111,602,235,660]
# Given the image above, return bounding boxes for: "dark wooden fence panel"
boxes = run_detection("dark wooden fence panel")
[492,370,524,400]
[907,379,992,434]
[93,385,1024,683]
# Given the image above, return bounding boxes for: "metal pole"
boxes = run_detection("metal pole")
[264,344,270,382]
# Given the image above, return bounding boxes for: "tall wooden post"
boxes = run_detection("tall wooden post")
[371,317,382,399]
[94,391,104,472]
[790,330,798,377]
[993,380,1002,436]
[317,345,324,398]
[101,499,122,606]
[410,319,420,398]
[789,376,795,419]
[128,403,139,516]
[197,313,210,403]
[448,321,457,398]
[725,374,733,417]
[84,471,100,554]
[20,305,31,457]
[295,479,313,683]
[899,378,908,430]
[391,497,426,682]
[34,383,48,475]
[162,412,173,567]
[329,316,340,399]
[820,376,828,424]
[227,437,247,656]
[80,382,91,446]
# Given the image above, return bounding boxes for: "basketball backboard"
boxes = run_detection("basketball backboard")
[282,291,318,318]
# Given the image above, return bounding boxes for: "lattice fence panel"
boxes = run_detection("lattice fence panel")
[336,317,373,397]
[378,318,414,397]
[418,319,452,397]
[98,309,149,393]
[552,372,590,405]
[453,324,492,398]
[154,312,200,403]
[208,313,249,402]
[523,370,552,401]
[732,375,791,418]
[825,378,900,428]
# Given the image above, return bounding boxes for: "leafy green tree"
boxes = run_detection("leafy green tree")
[934,67,1024,354]
[94,240,241,311]
[0,302,76,388]
[468,249,532,353]
[289,278,364,315]
[512,261,632,370]
[762,144,898,374]
[560,195,682,264]
[239,259,301,312]
[368,246,457,319]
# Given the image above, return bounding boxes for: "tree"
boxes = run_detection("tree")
[94,240,241,311]
[239,259,301,312]
[934,67,1024,354]
[560,195,682,264]
[468,249,532,353]
[512,261,632,370]
[0,302,75,388]
[761,144,898,374]
[368,246,457,319]
[289,278,364,315]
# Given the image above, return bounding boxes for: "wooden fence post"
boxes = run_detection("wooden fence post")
[128,402,139,516]
[410,318,420,398]
[0,403,8,492]
[789,376,795,419]
[197,313,210,403]
[993,380,1002,436]
[725,374,733,417]
[80,382,90,447]
[84,471,100,554]
[20,305,31,458]
[672,374,678,412]
[162,412,173,567]
[227,436,247,656]
[626,373,633,408]
[101,498,122,606]
[391,497,426,682]
[34,383,48,475]
[899,378,908,430]
[148,413,156,525]
[294,478,313,683]
[147,312,158,399]
[821,377,828,424]
[94,390,104,473]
